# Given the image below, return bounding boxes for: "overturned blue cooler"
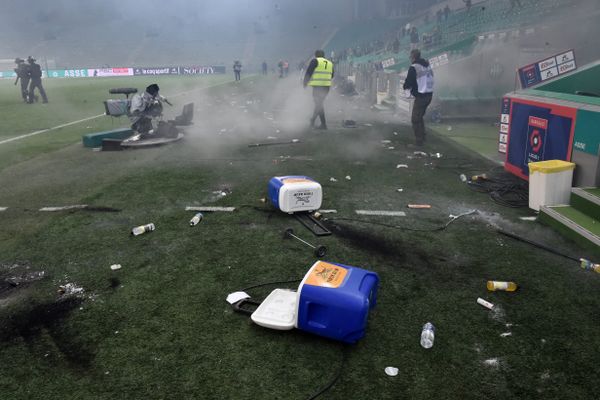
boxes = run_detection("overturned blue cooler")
[250,261,379,343]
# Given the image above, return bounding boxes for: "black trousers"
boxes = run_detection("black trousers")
[411,94,432,145]
[28,79,48,103]
[234,71,241,81]
[132,117,153,135]
[19,78,30,101]
[311,86,330,127]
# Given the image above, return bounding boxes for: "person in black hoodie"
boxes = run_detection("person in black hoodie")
[403,49,434,146]
[27,56,48,104]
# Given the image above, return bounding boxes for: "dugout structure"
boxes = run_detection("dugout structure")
[500,60,600,186]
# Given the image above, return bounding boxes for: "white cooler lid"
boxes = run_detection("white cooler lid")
[251,289,298,330]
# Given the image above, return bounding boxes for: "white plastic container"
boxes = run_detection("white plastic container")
[267,176,323,214]
[528,160,575,211]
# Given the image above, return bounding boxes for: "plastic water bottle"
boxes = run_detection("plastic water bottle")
[420,322,435,349]
[189,213,203,226]
[486,281,518,291]
[131,223,155,236]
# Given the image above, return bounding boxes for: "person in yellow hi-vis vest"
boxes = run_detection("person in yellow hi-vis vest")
[303,50,334,130]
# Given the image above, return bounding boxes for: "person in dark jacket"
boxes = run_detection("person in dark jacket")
[303,50,334,130]
[403,49,434,146]
[27,56,48,104]
[14,58,30,102]
[233,61,242,81]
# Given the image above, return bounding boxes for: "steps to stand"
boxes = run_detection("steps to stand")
[539,187,600,250]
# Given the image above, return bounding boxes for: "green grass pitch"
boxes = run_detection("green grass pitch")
[0,74,599,400]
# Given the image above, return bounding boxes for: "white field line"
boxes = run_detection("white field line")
[355,210,406,217]
[0,78,240,146]
[0,114,105,146]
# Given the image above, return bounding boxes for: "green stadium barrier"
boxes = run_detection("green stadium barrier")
[82,128,133,148]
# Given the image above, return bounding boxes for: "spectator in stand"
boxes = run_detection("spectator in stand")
[392,37,400,53]
[422,33,433,50]
[463,0,472,13]
[444,5,451,21]
[433,26,442,46]
[509,0,523,10]
[410,27,420,50]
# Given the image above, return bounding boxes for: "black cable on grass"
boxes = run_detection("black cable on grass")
[497,229,580,262]
[240,278,302,292]
[466,167,528,208]
[306,345,348,400]
[234,278,348,399]
[325,213,473,233]
[82,206,122,212]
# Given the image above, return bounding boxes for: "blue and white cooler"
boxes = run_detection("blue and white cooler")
[268,176,322,214]
[250,261,379,343]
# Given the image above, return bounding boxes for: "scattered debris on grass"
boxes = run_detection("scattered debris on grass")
[477,297,494,310]
[110,264,122,271]
[396,164,408,169]
[39,205,88,212]
[541,370,551,380]
[355,210,406,217]
[58,283,84,297]
[407,204,431,209]
[248,139,300,148]
[345,175,352,180]
[0,207,7,211]
[414,151,427,157]
[330,177,338,182]
[319,209,337,214]
[38,205,120,212]
[500,332,512,337]
[490,304,506,323]
[384,367,399,377]
[4,270,45,287]
[185,206,236,212]
[226,291,250,304]
[131,223,155,236]
[397,188,404,192]
[519,216,537,221]
[190,213,203,226]
[381,140,391,144]
[483,358,500,368]
[342,120,357,128]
